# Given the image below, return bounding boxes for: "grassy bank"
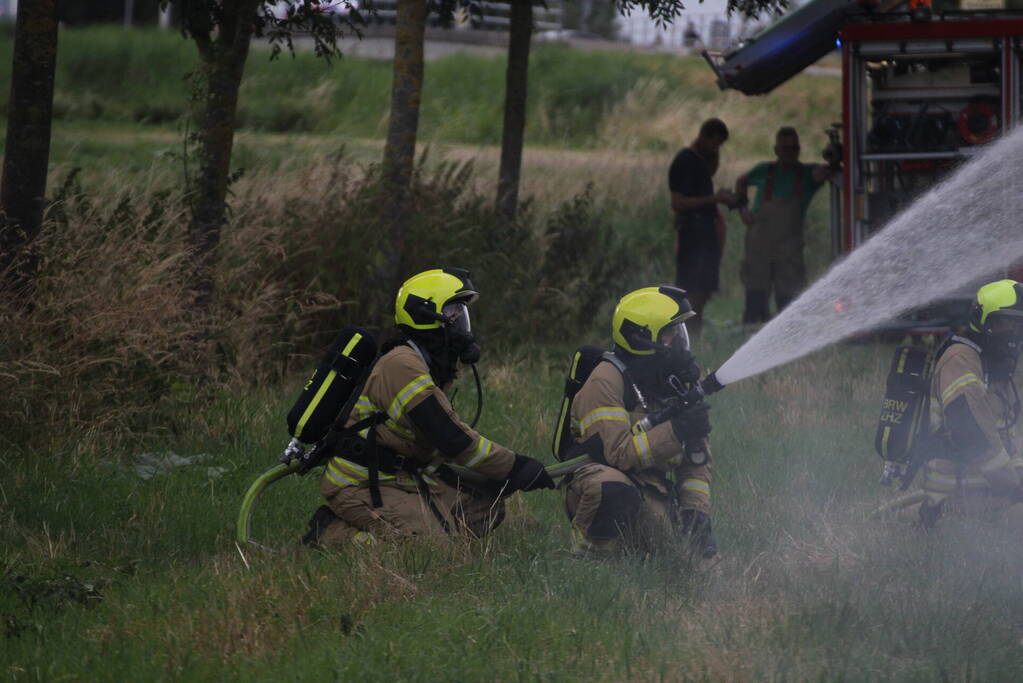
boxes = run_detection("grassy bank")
[6,340,1023,680]
[0,26,840,157]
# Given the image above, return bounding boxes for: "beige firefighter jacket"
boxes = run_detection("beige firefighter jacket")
[921,338,1022,505]
[929,339,1017,462]
[323,344,515,491]
[569,359,707,494]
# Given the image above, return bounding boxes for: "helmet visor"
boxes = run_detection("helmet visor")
[657,321,690,353]
[442,302,471,336]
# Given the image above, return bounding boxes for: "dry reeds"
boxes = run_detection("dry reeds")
[0,156,632,453]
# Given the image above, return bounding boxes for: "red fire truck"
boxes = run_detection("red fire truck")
[704,1,1023,325]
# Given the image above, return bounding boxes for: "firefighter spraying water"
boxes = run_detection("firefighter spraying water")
[551,287,721,559]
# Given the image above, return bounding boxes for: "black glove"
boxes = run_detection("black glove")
[505,454,556,492]
[670,402,711,444]
[678,509,718,559]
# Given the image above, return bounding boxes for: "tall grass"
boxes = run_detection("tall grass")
[0,153,637,451]
[0,118,839,451]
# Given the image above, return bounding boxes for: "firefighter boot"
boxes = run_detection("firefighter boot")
[301,505,341,548]
[916,498,944,530]
[679,508,719,565]
[570,527,620,556]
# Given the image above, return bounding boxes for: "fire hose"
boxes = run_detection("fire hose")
[236,452,593,548]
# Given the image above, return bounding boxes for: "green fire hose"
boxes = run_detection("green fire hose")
[236,460,302,549]
[236,454,593,547]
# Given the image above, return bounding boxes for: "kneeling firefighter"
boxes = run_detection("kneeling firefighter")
[304,268,555,546]
[561,286,718,557]
[915,279,1023,528]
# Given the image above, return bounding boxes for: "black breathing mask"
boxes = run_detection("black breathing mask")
[663,344,700,385]
[984,333,1023,382]
[441,301,480,365]
[652,321,698,384]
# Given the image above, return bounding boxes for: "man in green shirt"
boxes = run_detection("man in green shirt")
[734,127,834,323]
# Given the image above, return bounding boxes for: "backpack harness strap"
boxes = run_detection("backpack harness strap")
[602,351,647,412]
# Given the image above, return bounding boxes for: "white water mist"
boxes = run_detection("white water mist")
[716,126,1023,386]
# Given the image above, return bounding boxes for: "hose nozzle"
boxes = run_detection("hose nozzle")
[699,371,725,396]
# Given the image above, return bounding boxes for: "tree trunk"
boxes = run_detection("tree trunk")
[159,5,174,29]
[188,0,259,308]
[496,0,533,222]
[380,0,426,296]
[0,0,59,292]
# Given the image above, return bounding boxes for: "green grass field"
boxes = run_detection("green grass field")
[7,341,1023,680]
[6,25,1022,682]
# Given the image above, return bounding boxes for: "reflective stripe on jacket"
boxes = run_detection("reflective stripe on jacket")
[922,340,1022,501]
[324,345,515,490]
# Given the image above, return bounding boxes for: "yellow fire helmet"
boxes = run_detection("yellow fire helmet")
[968,279,1023,334]
[612,286,695,356]
[394,268,480,330]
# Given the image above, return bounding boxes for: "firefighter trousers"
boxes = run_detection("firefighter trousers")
[562,462,711,552]
[919,456,1023,515]
[318,475,506,547]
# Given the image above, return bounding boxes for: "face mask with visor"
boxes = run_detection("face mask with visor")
[442,302,471,336]
[441,301,480,364]
[656,320,700,386]
[657,321,690,353]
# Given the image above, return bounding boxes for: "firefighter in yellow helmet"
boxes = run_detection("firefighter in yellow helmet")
[304,268,554,546]
[915,279,1023,528]
[562,286,718,559]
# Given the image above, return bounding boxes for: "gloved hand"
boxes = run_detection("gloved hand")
[670,402,711,444]
[678,508,718,559]
[505,454,556,492]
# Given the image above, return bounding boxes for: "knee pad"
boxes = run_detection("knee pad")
[587,482,642,540]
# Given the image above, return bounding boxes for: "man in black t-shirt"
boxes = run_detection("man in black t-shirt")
[668,118,735,334]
